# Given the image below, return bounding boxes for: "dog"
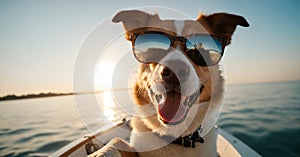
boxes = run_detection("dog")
[89,9,249,157]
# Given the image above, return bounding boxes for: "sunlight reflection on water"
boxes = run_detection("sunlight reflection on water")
[101,90,117,122]
[95,90,129,125]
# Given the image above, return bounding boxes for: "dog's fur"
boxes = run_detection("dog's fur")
[89,10,248,157]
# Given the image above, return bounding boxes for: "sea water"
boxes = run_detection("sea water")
[0,81,299,157]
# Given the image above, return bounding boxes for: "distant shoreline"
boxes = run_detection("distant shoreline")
[0,89,130,102]
[0,93,75,101]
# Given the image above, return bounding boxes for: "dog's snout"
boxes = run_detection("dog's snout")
[160,60,189,83]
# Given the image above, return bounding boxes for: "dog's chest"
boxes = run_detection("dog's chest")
[138,145,198,157]
[130,127,218,157]
[137,143,217,157]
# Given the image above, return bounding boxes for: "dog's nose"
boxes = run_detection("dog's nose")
[160,60,189,83]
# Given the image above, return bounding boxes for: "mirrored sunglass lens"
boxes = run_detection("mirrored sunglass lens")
[134,34,171,63]
[186,35,222,66]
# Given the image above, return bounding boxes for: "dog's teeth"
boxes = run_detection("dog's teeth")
[186,97,190,106]
[187,89,201,106]
[181,96,188,107]
[192,94,196,102]
[188,94,197,107]
[188,96,192,106]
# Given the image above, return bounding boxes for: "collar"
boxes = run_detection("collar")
[161,126,205,148]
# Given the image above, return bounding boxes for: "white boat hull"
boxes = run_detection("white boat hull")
[52,119,261,157]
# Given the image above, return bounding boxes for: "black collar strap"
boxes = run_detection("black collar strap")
[161,127,205,148]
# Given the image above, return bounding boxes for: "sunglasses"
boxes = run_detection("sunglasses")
[130,31,228,66]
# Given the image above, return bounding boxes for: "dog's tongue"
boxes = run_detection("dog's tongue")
[158,92,188,123]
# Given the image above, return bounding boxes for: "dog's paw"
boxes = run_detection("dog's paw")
[88,138,137,157]
[88,146,121,157]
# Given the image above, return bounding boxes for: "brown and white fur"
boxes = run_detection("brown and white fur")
[89,10,249,157]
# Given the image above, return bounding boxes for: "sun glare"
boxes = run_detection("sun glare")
[94,62,114,91]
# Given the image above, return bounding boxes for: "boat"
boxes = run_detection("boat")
[51,118,261,157]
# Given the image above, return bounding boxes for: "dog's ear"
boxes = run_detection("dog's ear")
[202,13,249,43]
[112,10,158,32]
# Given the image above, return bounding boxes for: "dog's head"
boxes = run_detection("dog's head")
[113,10,248,137]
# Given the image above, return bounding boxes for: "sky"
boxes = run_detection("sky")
[0,0,300,96]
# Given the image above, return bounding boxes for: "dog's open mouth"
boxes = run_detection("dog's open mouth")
[150,86,203,124]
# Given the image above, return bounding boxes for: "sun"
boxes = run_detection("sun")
[94,61,115,91]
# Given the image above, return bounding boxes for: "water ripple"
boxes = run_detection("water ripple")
[16,132,59,143]
[4,128,32,135]
[35,140,71,153]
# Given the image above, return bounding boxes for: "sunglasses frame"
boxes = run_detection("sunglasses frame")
[129,30,229,66]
